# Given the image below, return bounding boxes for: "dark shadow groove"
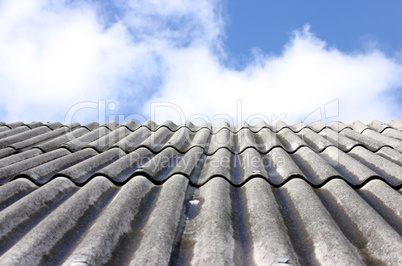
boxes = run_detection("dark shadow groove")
[81,125,99,131]
[106,139,390,158]
[338,126,353,133]
[378,127,392,133]
[360,128,372,134]
[135,124,211,133]
[7,172,401,190]
[230,185,255,265]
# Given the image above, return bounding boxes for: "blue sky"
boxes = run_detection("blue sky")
[226,1,402,59]
[0,0,401,125]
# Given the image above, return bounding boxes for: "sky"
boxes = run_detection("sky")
[0,0,401,126]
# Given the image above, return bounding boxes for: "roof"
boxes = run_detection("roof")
[0,119,401,265]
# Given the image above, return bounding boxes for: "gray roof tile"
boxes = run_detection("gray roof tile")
[319,128,360,151]
[86,127,131,152]
[237,127,258,152]
[319,179,402,264]
[0,148,16,160]
[58,147,126,183]
[0,148,70,184]
[61,122,81,129]
[375,146,402,166]
[0,148,42,168]
[136,126,175,152]
[81,121,100,131]
[358,179,402,234]
[165,127,210,152]
[4,122,24,129]
[297,128,334,152]
[61,126,111,152]
[238,148,269,181]
[136,147,188,182]
[62,175,154,265]
[309,120,327,132]
[368,119,391,132]
[196,148,232,184]
[121,120,140,131]
[278,178,364,264]
[211,121,231,133]
[0,119,400,265]
[142,120,159,131]
[20,148,98,184]
[276,128,308,152]
[158,120,181,131]
[264,147,304,185]
[127,174,188,264]
[0,177,77,255]
[0,126,51,149]
[272,121,291,132]
[291,146,340,185]
[350,120,370,133]
[207,127,292,154]
[253,128,282,152]
[24,122,44,129]
[9,127,70,151]
[102,121,119,130]
[0,176,115,265]
[0,126,10,133]
[340,128,388,151]
[289,121,308,132]
[361,128,402,152]
[389,119,402,130]
[114,127,152,152]
[177,177,236,265]
[186,121,212,131]
[163,147,204,179]
[248,120,270,132]
[0,178,37,212]
[320,146,378,184]
[0,126,30,140]
[44,122,63,130]
[381,128,402,140]
[96,147,155,182]
[329,121,350,132]
[234,121,252,132]
[207,128,233,154]
[33,127,90,152]
[241,178,299,265]
[348,146,402,186]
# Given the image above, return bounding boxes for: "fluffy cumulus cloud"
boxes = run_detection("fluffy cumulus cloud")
[148,26,402,125]
[0,0,401,125]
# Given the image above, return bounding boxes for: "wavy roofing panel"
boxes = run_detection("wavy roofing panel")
[0,120,401,265]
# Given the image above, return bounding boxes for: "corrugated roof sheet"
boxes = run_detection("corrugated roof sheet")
[0,119,401,265]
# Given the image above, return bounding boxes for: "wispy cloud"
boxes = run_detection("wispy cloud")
[0,0,401,125]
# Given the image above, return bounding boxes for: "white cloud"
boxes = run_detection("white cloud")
[0,0,155,122]
[0,0,401,125]
[145,25,402,125]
